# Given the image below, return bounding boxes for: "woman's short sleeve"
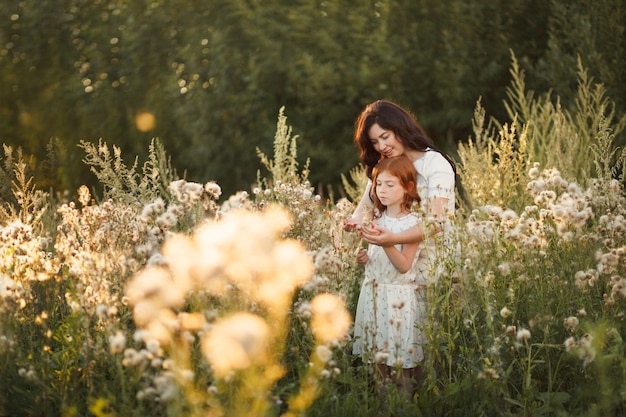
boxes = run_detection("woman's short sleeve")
[425,153,455,199]
[415,151,456,215]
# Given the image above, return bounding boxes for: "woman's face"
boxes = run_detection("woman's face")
[367,123,405,158]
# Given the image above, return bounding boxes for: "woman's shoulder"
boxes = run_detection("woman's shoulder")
[415,150,453,173]
[425,149,450,163]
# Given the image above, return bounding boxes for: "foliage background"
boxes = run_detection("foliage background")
[1,0,625,197]
[1,28,626,414]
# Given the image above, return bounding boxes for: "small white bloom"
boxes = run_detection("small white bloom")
[516,328,531,342]
[315,345,333,363]
[563,316,579,330]
[109,331,127,354]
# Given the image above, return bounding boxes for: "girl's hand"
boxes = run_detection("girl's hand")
[360,223,393,246]
[355,247,369,264]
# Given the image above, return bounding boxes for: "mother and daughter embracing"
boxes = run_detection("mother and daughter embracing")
[344,100,457,399]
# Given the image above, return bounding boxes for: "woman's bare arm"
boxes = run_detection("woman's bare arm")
[360,196,449,246]
[362,224,423,246]
[344,182,373,231]
[383,242,419,273]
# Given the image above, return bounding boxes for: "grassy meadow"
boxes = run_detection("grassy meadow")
[0,61,625,417]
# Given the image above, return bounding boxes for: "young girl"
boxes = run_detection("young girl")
[351,155,425,398]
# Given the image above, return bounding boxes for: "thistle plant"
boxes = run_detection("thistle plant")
[125,206,352,417]
[340,164,368,204]
[422,145,626,417]
[457,98,530,212]
[256,106,310,188]
[503,51,626,183]
[79,137,178,206]
[0,145,50,232]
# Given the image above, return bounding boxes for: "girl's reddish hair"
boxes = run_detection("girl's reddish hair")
[371,155,420,217]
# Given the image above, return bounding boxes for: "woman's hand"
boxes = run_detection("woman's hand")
[360,223,393,246]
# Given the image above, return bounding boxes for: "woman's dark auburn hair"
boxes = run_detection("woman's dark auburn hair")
[354,99,456,179]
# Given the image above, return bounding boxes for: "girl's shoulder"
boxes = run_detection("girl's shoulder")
[395,211,421,227]
[408,211,423,222]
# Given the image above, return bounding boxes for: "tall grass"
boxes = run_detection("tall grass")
[0,61,625,417]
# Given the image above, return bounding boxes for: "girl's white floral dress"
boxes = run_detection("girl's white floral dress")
[352,212,425,368]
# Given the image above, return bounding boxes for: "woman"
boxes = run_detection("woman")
[346,99,456,391]
[345,99,456,246]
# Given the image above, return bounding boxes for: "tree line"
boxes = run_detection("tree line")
[1,0,624,198]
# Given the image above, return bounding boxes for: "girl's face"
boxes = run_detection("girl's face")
[375,171,405,209]
[368,123,405,158]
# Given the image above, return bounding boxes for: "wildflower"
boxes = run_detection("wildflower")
[574,269,598,289]
[563,316,579,330]
[257,239,313,309]
[201,312,270,379]
[483,205,503,218]
[220,190,251,212]
[542,190,557,203]
[154,372,178,402]
[315,345,332,363]
[577,334,596,366]
[563,337,576,352]
[179,312,205,331]
[204,181,222,199]
[497,263,511,276]
[296,301,312,319]
[609,276,626,300]
[479,367,500,380]
[500,209,518,222]
[598,251,620,274]
[516,328,531,342]
[303,274,331,292]
[528,163,541,179]
[374,351,389,363]
[122,348,143,367]
[309,293,351,344]
[78,185,91,206]
[127,266,188,312]
[190,205,309,307]
[109,331,127,354]
[156,211,178,230]
[313,246,342,273]
[527,179,547,194]
[145,338,161,355]
[500,306,512,319]
[19,367,38,382]
[96,304,108,318]
[184,182,204,203]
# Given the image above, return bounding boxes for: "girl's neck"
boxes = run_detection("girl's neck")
[384,206,408,218]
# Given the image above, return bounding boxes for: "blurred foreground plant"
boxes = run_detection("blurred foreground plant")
[125,205,352,417]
